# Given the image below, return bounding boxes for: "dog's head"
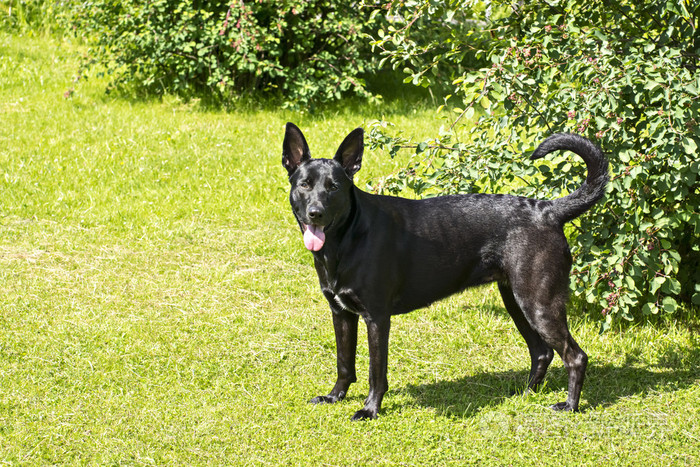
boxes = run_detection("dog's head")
[282,123,363,252]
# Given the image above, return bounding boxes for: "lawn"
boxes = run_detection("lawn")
[1,33,699,465]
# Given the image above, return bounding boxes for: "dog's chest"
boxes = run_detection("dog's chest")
[317,266,365,315]
[314,247,370,316]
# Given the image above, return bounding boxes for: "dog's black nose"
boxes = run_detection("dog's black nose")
[308,207,324,220]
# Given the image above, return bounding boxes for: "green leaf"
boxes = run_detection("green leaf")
[661,296,678,313]
[650,276,665,294]
[681,137,697,154]
[644,81,663,92]
[662,278,681,295]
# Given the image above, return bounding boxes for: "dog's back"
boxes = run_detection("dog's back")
[349,186,586,313]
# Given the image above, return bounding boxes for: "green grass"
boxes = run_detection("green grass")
[1,32,699,465]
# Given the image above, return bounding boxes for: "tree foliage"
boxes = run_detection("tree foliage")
[65,0,381,108]
[367,0,700,329]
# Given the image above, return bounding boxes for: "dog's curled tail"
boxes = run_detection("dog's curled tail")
[531,133,609,224]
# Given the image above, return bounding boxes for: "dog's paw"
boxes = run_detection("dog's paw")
[350,409,377,421]
[550,401,578,412]
[309,395,341,405]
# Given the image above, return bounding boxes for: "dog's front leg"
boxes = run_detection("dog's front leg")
[351,315,391,421]
[310,309,359,405]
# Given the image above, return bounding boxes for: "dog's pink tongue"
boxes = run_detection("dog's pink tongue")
[303,225,325,251]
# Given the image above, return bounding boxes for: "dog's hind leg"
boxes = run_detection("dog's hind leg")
[549,334,587,412]
[310,309,359,405]
[503,230,588,412]
[498,282,554,392]
[509,275,587,412]
[536,322,587,413]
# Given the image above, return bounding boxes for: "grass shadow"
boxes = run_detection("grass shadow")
[396,368,534,419]
[396,342,700,419]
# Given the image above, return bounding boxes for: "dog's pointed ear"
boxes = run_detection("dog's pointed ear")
[334,128,363,177]
[282,122,311,177]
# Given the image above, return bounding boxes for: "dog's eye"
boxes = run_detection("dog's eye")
[300,181,310,189]
[329,183,339,192]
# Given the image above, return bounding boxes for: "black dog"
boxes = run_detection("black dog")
[282,123,608,420]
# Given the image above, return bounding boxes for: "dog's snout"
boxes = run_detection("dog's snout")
[307,206,324,220]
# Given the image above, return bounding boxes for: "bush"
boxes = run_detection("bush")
[65,0,381,108]
[367,0,699,329]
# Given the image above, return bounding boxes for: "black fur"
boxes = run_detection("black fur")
[282,123,609,420]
